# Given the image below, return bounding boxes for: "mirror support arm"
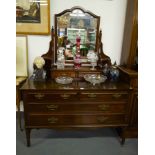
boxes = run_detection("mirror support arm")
[97,30,111,68]
[41,27,55,79]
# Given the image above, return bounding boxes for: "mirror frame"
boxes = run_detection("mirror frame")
[54,6,100,64]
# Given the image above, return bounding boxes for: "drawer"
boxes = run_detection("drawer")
[27,103,126,114]
[27,114,125,126]
[51,70,76,78]
[25,92,78,102]
[80,92,128,102]
[78,72,101,78]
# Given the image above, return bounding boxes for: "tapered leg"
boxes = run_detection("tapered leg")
[115,127,126,145]
[120,127,126,145]
[121,137,125,145]
[25,128,31,147]
[17,105,23,131]
[16,85,23,131]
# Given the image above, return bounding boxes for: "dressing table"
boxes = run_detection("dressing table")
[21,6,135,146]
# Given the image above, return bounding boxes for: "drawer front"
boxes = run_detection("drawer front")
[27,114,125,126]
[27,103,126,114]
[24,92,128,103]
[51,71,76,78]
[25,92,78,102]
[78,72,101,78]
[80,92,128,102]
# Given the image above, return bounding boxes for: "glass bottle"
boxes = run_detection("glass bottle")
[74,49,81,69]
[74,33,81,69]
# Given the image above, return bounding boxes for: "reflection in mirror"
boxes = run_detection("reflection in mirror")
[55,8,99,64]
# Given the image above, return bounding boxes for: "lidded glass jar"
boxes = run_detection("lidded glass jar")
[57,47,65,69]
[87,50,98,61]
[87,50,98,70]
[109,62,119,81]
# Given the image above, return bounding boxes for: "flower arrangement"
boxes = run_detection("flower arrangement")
[33,56,45,69]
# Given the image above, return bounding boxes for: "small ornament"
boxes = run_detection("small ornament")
[31,56,46,81]
[110,61,119,81]
[87,50,98,70]
[102,63,110,78]
[57,47,65,69]
[74,33,81,69]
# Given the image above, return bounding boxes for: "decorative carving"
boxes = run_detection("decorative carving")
[42,27,55,79]
[97,30,111,68]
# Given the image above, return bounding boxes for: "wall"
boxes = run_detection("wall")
[27,0,127,75]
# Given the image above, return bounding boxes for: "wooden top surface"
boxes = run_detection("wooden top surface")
[21,78,131,91]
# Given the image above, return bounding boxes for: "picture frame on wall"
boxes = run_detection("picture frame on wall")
[16,35,28,77]
[16,0,50,35]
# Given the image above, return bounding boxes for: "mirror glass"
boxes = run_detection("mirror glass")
[55,8,99,64]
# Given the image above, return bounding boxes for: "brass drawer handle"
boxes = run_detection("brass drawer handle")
[46,105,58,111]
[61,73,67,76]
[112,94,122,98]
[60,94,71,99]
[48,117,58,124]
[34,94,45,99]
[87,94,97,98]
[98,105,109,111]
[97,117,108,123]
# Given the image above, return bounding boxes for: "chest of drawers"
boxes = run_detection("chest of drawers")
[21,80,131,146]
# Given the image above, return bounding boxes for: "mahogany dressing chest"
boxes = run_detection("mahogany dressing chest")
[21,6,136,146]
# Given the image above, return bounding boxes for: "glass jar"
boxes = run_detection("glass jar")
[57,51,65,69]
[87,50,98,61]
[110,66,119,81]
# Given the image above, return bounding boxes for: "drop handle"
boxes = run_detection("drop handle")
[46,105,58,111]
[34,94,45,99]
[112,94,122,98]
[98,105,109,111]
[87,94,97,98]
[48,117,58,124]
[97,117,108,123]
[62,73,67,77]
[60,94,71,99]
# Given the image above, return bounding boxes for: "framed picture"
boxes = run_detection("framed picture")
[16,35,28,76]
[16,0,50,35]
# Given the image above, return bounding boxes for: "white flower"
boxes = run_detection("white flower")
[34,56,45,69]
